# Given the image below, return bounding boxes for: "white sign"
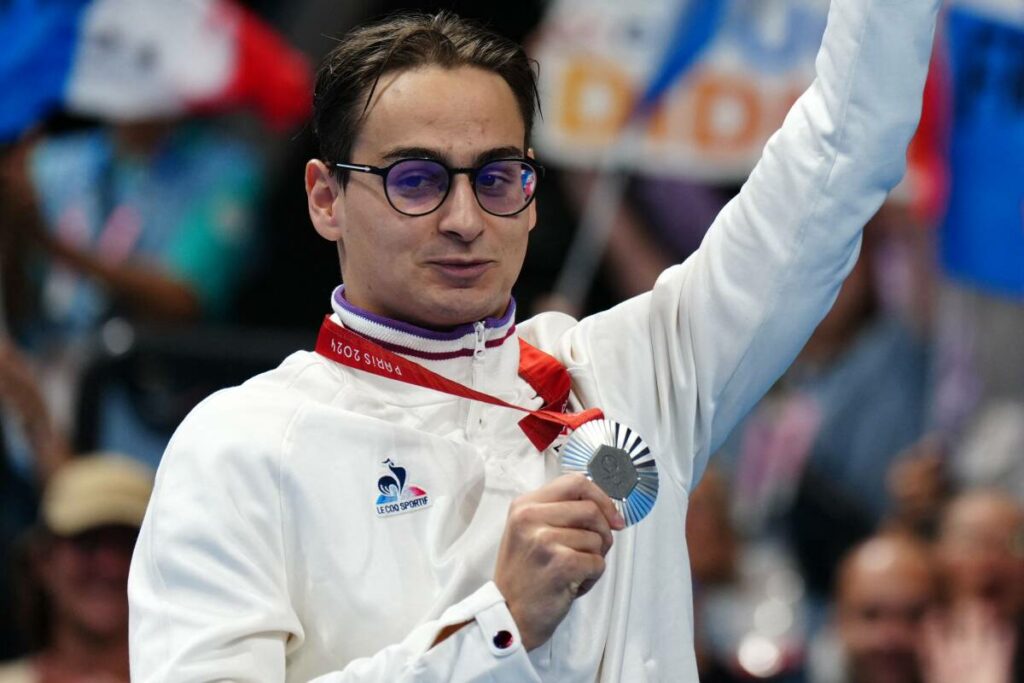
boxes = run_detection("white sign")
[532,0,830,182]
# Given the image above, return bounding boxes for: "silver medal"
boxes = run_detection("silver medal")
[560,419,658,527]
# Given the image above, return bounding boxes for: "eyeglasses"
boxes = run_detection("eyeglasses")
[334,157,543,217]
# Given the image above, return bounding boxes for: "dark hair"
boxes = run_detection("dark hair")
[313,11,540,178]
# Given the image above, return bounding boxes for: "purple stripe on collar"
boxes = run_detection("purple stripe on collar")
[332,285,516,340]
[365,325,518,361]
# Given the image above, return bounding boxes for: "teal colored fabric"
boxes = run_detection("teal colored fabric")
[27,123,261,342]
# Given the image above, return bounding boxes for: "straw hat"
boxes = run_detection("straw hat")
[41,454,154,536]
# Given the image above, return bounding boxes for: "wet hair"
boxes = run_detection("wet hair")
[312,11,540,180]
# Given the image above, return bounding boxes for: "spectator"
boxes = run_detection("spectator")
[687,467,738,589]
[885,436,949,540]
[688,468,808,682]
[3,118,262,467]
[927,490,1022,683]
[15,118,261,341]
[809,533,937,683]
[0,342,70,661]
[716,221,930,597]
[935,491,1024,623]
[688,467,741,682]
[0,455,153,682]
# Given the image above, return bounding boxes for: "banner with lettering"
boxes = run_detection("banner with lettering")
[531,0,829,182]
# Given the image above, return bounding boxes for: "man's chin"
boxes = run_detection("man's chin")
[415,295,508,329]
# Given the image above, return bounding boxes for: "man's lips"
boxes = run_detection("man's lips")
[427,259,496,279]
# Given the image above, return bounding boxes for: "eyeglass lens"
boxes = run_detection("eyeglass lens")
[384,159,537,216]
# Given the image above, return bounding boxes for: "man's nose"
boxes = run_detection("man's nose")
[437,175,485,242]
[89,543,134,580]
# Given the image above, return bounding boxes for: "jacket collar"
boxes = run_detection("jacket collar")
[330,285,517,362]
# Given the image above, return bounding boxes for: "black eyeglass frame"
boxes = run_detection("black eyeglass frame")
[333,157,545,218]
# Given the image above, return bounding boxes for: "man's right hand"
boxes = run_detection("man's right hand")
[493,473,625,651]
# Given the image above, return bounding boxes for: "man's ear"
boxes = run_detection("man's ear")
[306,159,344,241]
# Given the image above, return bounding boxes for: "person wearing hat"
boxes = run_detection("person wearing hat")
[0,455,152,683]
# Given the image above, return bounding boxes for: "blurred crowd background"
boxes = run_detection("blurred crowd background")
[1,0,1022,682]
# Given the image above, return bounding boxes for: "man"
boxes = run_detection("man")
[0,454,153,683]
[932,490,1023,682]
[128,3,940,680]
[936,490,1024,622]
[814,534,937,683]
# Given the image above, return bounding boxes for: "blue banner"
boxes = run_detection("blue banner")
[940,7,1024,297]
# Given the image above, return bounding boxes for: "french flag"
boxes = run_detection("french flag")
[0,0,312,142]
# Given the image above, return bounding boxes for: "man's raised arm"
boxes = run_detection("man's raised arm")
[548,0,942,489]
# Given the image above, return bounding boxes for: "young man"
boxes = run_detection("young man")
[128,3,940,680]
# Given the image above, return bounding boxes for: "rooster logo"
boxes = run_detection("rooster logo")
[375,459,430,516]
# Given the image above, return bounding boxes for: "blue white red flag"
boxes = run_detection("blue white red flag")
[0,0,311,142]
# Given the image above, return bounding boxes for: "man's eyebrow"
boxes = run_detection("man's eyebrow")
[379,146,525,166]
[473,146,524,166]
[381,147,446,163]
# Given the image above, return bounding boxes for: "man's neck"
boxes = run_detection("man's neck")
[333,285,514,335]
[331,285,518,363]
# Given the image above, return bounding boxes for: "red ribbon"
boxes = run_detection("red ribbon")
[314,316,603,451]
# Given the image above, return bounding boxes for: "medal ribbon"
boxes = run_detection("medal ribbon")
[315,316,604,451]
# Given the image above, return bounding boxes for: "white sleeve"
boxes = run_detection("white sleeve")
[128,395,540,683]
[311,585,540,683]
[557,0,941,490]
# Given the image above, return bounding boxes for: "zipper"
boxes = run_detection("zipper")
[473,321,486,360]
[469,321,487,433]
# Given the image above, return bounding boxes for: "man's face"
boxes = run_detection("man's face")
[38,526,138,641]
[308,65,536,329]
[838,542,934,683]
[938,495,1024,620]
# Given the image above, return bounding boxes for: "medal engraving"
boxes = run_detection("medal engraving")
[560,418,659,527]
[588,445,639,499]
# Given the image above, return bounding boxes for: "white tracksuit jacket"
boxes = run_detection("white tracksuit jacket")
[128,1,940,680]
